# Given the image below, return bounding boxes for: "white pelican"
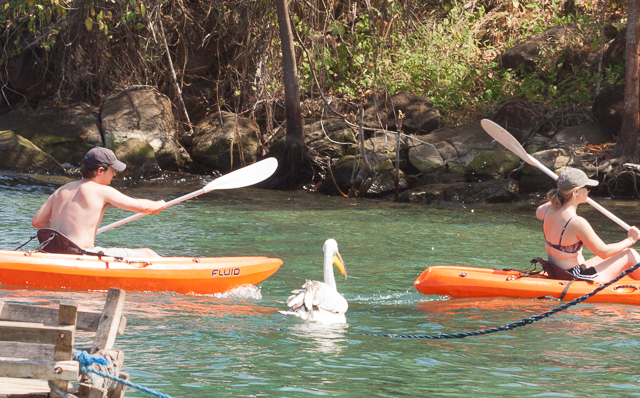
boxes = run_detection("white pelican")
[279,239,348,324]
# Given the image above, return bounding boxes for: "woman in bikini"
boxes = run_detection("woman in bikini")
[536,168,640,282]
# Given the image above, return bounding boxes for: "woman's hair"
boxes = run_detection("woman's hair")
[547,186,576,207]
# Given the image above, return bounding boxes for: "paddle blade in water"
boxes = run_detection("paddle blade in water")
[480,119,537,167]
[203,157,278,192]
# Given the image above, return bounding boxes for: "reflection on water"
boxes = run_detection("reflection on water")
[280,322,349,355]
[3,175,640,396]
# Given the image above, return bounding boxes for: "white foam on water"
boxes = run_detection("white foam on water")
[214,284,262,300]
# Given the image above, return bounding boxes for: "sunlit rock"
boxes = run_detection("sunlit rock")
[191,111,260,173]
[0,130,64,173]
[0,102,101,165]
[101,86,182,171]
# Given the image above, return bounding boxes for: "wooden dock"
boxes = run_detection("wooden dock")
[0,288,129,398]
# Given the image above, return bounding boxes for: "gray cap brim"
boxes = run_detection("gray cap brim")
[112,159,126,172]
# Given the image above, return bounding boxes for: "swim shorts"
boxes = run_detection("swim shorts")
[569,264,598,281]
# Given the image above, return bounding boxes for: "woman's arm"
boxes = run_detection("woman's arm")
[575,217,639,258]
[536,202,552,220]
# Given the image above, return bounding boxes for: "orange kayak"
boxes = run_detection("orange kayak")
[0,249,282,294]
[414,266,640,305]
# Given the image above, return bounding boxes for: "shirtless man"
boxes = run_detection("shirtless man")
[32,147,166,258]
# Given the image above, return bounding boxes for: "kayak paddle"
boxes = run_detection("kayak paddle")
[480,119,630,231]
[97,157,279,234]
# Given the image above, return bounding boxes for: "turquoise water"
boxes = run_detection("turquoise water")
[2,172,640,397]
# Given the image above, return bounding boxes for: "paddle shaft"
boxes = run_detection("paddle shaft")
[528,156,631,231]
[96,188,205,235]
[96,157,279,235]
[480,119,631,232]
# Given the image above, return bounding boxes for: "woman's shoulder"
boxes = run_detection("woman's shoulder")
[569,215,593,231]
[536,202,553,219]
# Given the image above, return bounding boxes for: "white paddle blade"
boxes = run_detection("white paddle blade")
[97,158,278,235]
[480,119,538,167]
[203,157,278,192]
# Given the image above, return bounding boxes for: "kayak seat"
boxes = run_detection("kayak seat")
[532,257,576,281]
[37,228,93,255]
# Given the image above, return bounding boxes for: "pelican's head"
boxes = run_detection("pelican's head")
[323,239,347,279]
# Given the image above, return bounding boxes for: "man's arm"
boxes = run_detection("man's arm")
[32,195,54,229]
[102,186,166,215]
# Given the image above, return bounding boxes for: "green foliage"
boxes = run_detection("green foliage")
[0,0,628,127]
[293,0,613,123]
[1,0,67,54]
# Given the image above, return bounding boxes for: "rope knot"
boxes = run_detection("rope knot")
[73,349,109,370]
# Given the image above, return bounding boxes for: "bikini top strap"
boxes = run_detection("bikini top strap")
[557,216,575,246]
[542,208,550,239]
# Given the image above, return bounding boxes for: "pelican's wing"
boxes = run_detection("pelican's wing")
[301,280,348,314]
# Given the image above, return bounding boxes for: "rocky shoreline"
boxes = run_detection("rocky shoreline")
[0,84,632,205]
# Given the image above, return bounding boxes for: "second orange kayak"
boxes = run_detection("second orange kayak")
[414,265,640,305]
[0,249,282,295]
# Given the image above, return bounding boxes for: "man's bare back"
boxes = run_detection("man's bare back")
[32,148,165,257]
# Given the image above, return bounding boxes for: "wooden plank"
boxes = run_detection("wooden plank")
[0,358,78,381]
[54,301,77,362]
[0,322,74,347]
[77,383,107,398]
[91,289,125,353]
[49,380,70,398]
[58,301,78,326]
[0,377,50,395]
[0,303,109,332]
[117,315,126,335]
[108,371,128,398]
[0,342,54,361]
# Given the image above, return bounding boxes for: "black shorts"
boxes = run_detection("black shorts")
[569,264,598,281]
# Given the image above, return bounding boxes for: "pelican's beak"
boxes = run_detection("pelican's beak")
[333,252,347,279]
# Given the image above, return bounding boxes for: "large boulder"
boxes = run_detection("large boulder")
[400,179,519,204]
[0,130,64,173]
[101,86,182,171]
[320,155,408,197]
[397,183,452,205]
[519,148,579,193]
[498,24,581,72]
[0,102,102,165]
[491,101,546,143]
[363,92,441,134]
[407,122,504,175]
[443,179,520,203]
[113,138,160,176]
[549,122,613,146]
[466,151,522,181]
[268,118,357,160]
[304,119,356,157]
[592,84,624,136]
[364,132,403,155]
[191,111,261,172]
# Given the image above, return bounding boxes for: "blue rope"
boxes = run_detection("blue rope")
[273,262,640,340]
[73,350,177,398]
[348,262,640,339]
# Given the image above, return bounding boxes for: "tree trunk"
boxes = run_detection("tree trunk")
[271,0,306,188]
[616,0,640,162]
